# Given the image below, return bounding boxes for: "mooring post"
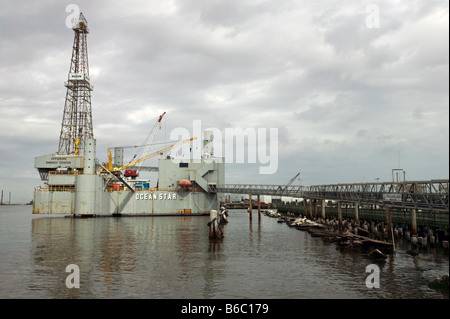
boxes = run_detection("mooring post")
[337,201,343,232]
[411,208,417,236]
[249,194,252,220]
[355,203,359,224]
[208,209,223,239]
[321,199,326,219]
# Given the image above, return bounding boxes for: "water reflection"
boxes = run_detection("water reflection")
[30,216,211,298]
[25,211,449,299]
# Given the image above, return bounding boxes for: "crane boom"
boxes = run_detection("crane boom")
[286,172,300,187]
[130,112,166,167]
[115,137,196,171]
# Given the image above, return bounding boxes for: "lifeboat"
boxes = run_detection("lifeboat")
[178,179,192,189]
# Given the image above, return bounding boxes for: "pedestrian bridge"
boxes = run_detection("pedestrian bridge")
[209,179,449,213]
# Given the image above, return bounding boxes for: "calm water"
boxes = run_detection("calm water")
[0,205,448,299]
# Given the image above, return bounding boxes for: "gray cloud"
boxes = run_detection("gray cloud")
[0,0,448,203]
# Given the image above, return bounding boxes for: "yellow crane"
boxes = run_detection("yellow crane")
[103,137,196,174]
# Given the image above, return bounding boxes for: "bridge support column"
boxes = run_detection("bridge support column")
[355,204,359,224]
[321,199,326,219]
[249,194,252,220]
[337,201,343,232]
[411,209,417,236]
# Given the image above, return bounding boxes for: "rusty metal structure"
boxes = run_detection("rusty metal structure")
[57,12,93,155]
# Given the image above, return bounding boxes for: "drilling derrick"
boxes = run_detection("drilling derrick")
[57,12,93,155]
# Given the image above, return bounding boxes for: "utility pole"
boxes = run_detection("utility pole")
[57,12,93,155]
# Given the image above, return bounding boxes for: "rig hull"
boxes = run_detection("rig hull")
[33,188,217,216]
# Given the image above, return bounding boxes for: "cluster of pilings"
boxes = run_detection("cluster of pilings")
[275,199,449,251]
[303,215,446,251]
[247,194,267,222]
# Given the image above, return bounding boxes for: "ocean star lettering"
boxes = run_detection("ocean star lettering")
[135,193,177,200]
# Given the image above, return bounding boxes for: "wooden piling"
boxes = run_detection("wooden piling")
[309,200,313,219]
[313,200,317,218]
[321,199,326,219]
[386,207,395,248]
[355,204,359,224]
[257,195,261,220]
[303,199,308,217]
[411,208,417,236]
[249,194,252,220]
[337,201,343,232]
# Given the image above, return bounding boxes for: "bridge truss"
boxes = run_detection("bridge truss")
[210,179,449,213]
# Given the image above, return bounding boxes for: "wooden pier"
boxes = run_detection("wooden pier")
[275,202,449,230]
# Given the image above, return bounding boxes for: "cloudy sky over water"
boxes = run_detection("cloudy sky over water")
[0,0,448,203]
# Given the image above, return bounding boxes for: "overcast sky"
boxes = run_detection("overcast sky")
[0,0,448,203]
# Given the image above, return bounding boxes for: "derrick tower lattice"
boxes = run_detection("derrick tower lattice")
[57,12,93,155]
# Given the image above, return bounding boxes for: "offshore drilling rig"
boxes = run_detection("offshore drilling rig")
[33,13,224,216]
